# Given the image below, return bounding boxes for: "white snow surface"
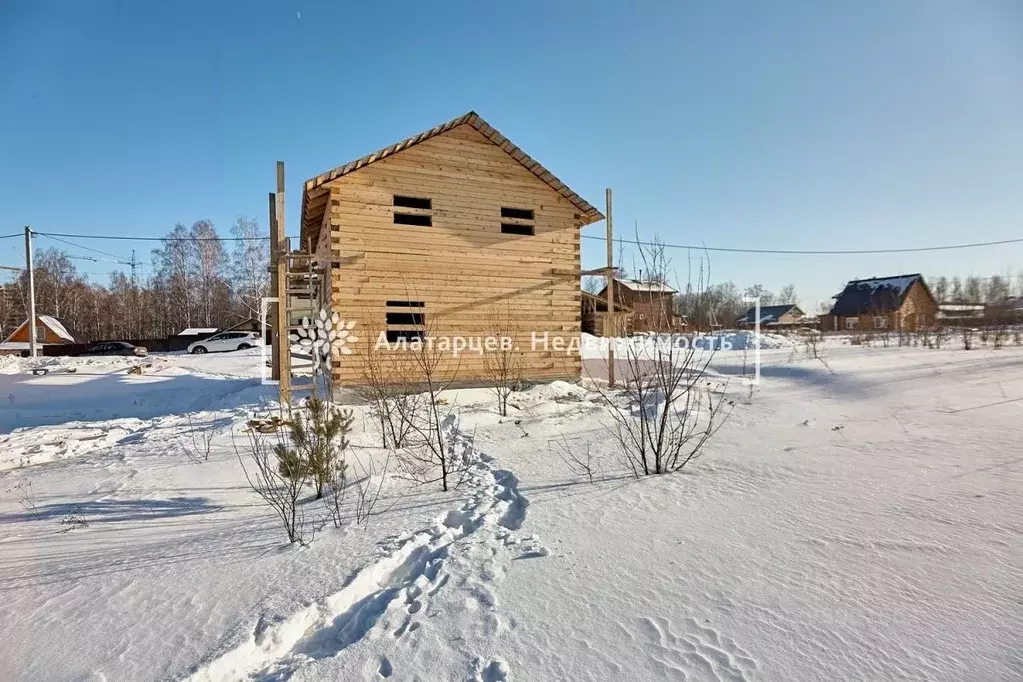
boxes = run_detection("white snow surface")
[0,340,1020,681]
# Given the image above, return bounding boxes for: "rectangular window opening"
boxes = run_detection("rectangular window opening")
[501,207,534,220]
[386,301,426,344]
[386,311,425,326]
[393,195,431,210]
[390,213,431,226]
[501,223,535,236]
[394,213,432,227]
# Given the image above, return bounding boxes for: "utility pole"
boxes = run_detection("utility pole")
[24,226,37,358]
[130,249,138,285]
[605,189,615,387]
[269,192,280,381]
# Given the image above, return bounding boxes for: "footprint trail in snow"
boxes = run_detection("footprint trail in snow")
[184,448,539,681]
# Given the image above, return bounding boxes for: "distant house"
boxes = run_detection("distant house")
[176,327,219,337]
[820,274,937,332]
[736,304,805,329]
[595,279,684,333]
[1,315,83,352]
[984,297,1023,323]
[937,303,985,324]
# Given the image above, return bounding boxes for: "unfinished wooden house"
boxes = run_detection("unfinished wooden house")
[299,112,603,386]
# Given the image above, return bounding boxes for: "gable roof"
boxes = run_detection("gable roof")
[828,274,930,316]
[300,111,604,246]
[737,304,803,325]
[610,278,677,294]
[3,315,82,344]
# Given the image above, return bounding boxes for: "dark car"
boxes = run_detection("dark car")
[78,341,148,357]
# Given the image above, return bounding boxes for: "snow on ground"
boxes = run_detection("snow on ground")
[1,340,1021,681]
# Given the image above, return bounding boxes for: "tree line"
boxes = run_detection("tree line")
[0,218,268,342]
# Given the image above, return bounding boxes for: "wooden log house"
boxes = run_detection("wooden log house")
[299,112,604,386]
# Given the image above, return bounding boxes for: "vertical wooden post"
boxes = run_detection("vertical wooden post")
[605,188,615,387]
[274,161,291,405]
[269,193,280,381]
[24,226,37,358]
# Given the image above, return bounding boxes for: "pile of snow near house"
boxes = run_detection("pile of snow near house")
[0,339,1020,681]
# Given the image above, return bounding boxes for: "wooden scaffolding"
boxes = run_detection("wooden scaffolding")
[269,161,325,406]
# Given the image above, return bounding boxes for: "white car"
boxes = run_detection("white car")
[187,331,260,354]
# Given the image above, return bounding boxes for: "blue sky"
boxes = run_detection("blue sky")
[1,0,1021,310]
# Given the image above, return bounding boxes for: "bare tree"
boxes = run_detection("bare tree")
[230,216,269,319]
[581,275,604,294]
[777,284,798,305]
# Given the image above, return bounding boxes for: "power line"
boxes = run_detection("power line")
[37,233,130,263]
[36,230,298,243]
[0,233,22,240]
[21,228,1023,255]
[581,234,1023,255]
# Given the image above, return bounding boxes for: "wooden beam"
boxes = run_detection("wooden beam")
[269,192,280,381]
[606,188,614,387]
[275,161,291,405]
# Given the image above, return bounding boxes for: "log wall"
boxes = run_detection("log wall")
[322,123,587,386]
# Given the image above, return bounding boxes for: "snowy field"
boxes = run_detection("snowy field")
[0,337,1020,681]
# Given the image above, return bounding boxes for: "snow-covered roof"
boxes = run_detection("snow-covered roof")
[615,278,677,294]
[939,303,984,312]
[736,304,803,325]
[2,315,81,344]
[38,315,75,343]
[177,328,219,336]
[829,274,928,316]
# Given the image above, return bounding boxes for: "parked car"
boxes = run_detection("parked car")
[79,341,148,357]
[187,331,260,354]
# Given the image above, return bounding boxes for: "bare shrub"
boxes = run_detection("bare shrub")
[918,328,933,349]
[178,412,216,463]
[58,508,89,533]
[803,329,833,372]
[361,327,421,449]
[596,236,734,476]
[482,303,523,417]
[234,424,311,544]
[350,448,392,525]
[388,315,471,492]
[7,480,39,519]
[550,435,601,483]
[962,326,975,350]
